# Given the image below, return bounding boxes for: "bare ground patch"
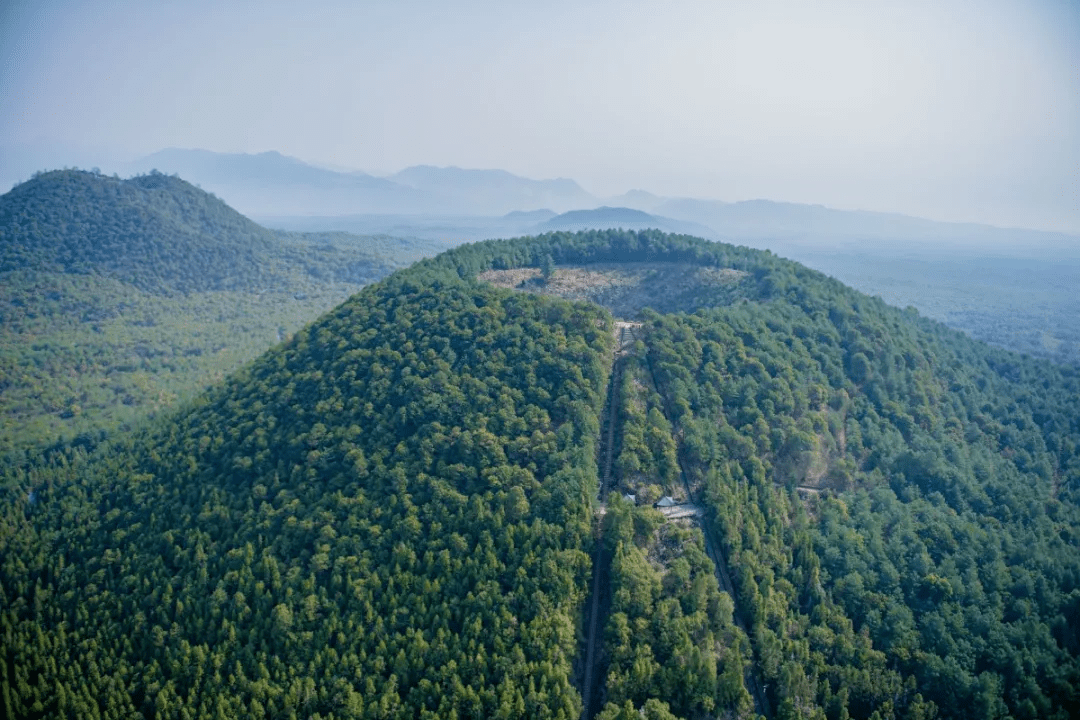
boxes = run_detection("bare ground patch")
[478,262,751,319]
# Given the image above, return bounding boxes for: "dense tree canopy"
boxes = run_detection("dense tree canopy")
[2,272,613,718]
[0,169,434,452]
[641,274,1080,718]
[0,169,398,294]
[2,228,1079,719]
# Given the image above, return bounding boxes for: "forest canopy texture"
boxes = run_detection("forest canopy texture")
[0,169,427,451]
[2,229,1079,720]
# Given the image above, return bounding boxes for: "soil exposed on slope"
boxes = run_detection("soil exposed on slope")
[478,262,750,318]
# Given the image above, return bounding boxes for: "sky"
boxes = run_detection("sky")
[2,0,1078,232]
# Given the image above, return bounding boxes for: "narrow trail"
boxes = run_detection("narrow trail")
[642,338,773,720]
[579,323,632,720]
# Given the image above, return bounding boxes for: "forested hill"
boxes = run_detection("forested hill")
[0,169,426,451]
[0,169,351,294]
[2,229,1079,719]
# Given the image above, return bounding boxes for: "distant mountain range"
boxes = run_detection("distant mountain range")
[123,148,1079,259]
[125,149,596,217]
[260,206,716,246]
[389,165,595,214]
[125,149,430,216]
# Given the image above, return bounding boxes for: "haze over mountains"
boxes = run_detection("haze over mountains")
[112,148,1080,368]
[123,149,595,217]
[118,149,1080,259]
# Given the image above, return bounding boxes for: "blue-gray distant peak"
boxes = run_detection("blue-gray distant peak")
[604,189,669,213]
[541,207,718,239]
[132,148,396,190]
[653,197,1061,243]
[126,148,430,216]
[391,165,584,191]
[392,165,519,187]
[389,165,596,214]
[503,208,557,221]
[547,207,657,225]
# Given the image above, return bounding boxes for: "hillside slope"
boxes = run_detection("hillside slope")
[1,272,614,719]
[0,170,423,451]
[640,280,1080,719]
[2,230,1078,719]
[0,169,283,294]
[455,230,1080,718]
[0,169,403,294]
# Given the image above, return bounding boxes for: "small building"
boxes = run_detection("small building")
[654,496,678,508]
[622,493,637,505]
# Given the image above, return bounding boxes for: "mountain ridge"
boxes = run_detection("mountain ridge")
[124,148,1080,245]
[125,149,600,216]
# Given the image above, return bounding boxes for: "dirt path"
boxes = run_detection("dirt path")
[580,323,633,719]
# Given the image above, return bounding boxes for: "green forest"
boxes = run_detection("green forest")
[2,227,1078,719]
[777,247,1080,368]
[0,170,441,452]
[2,272,613,719]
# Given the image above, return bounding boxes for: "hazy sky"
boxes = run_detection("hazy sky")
[2,0,1078,231]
